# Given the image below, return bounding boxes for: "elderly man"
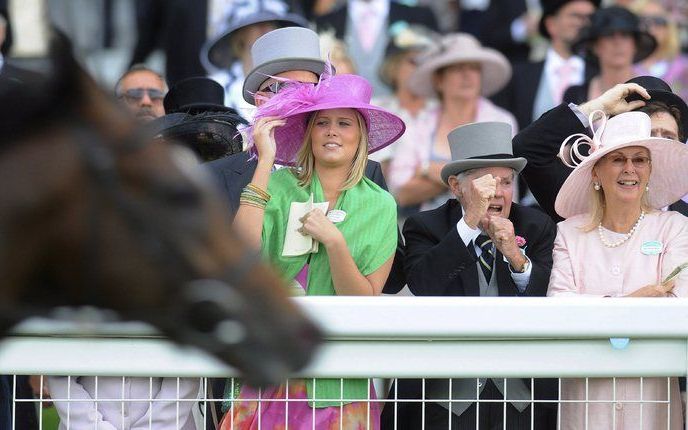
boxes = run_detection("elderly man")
[385,122,556,430]
[115,65,167,123]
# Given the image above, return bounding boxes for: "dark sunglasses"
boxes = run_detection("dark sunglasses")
[118,88,165,103]
[642,15,669,27]
[258,81,317,95]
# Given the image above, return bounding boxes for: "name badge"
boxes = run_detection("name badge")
[327,209,347,223]
[641,241,663,255]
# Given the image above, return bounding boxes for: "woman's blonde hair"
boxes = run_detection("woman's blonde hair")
[581,158,654,231]
[631,0,681,59]
[293,110,369,190]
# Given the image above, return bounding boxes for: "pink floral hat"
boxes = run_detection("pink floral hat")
[555,111,688,219]
[247,72,406,166]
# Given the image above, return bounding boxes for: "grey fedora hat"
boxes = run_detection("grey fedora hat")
[242,27,330,104]
[202,6,309,72]
[440,122,526,184]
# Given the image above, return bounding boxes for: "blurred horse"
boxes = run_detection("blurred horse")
[0,36,320,386]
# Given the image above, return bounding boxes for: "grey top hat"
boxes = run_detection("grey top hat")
[440,122,527,184]
[201,2,309,72]
[242,27,330,104]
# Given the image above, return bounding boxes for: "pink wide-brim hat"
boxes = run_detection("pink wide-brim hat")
[555,111,688,219]
[408,32,511,98]
[248,73,406,166]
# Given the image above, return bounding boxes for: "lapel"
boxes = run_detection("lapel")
[523,61,545,123]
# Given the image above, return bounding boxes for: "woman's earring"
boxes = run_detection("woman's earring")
[593,182,601,191]
[645,184,650,192]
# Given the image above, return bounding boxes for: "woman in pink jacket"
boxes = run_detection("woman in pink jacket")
[548,108,688,429]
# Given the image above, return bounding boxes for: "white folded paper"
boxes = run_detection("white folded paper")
[282,194,329,257]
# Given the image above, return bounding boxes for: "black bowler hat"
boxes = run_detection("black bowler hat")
[163,77,233,114]
[539,0,601,39]
[572,6,657,63]
[625,75,688,140]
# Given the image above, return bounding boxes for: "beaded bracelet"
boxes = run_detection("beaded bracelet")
[246,183,271,201]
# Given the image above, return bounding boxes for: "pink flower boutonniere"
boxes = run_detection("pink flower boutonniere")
[515,236,527,248]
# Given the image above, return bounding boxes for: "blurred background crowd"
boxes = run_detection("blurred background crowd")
[5,0,687,214]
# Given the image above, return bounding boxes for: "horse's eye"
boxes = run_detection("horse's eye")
[161,184,202,207]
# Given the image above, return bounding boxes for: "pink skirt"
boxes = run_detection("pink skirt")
[220,379,380,430]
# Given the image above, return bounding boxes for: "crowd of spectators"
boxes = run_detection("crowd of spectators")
[4,0,688,429]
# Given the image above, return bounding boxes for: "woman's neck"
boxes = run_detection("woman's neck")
[597,67,634,92]
[395,88,426,117]
[315,163,349,205]
[440,97,477,127]
[601,201,643,233]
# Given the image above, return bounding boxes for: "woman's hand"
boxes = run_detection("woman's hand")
[625,281,675,297]
[299,209,343,248]
[252,116,285,165]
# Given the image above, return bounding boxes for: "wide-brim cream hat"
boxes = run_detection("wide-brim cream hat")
[408,32,511,98]
[555,111,688,219]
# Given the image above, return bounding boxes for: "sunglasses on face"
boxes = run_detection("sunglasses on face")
[258,81,317,95]
[642,15,669,27]
[118,88,165,104]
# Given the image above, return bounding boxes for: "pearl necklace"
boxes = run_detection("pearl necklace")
[597,210,645,248]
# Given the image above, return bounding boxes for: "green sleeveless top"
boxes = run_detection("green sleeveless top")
[263,168,397,407]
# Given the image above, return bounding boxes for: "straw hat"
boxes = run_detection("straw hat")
[247,73,406,166]
[555,111,688,219]
[440,122,526,184]
[407,33,511,98]
[201,3,308,72]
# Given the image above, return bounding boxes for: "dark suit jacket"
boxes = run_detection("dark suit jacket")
[493,61,545,131]
[315,1,439,39]
[205,151,406,293]
[512,103,688,221]
[403,199,555,297]
[479,0,529,64]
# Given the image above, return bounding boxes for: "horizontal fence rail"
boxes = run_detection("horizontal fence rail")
[4,297,688,430]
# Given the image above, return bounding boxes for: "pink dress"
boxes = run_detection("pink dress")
[548,210,688,429]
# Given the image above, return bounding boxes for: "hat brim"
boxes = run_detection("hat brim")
[440,158,527,184]
[264,102,405,166]
[573,29,657,63]
[202,13,308,71]
[555,137,688,218]
[408,49,511,98]
[242,58,328,104]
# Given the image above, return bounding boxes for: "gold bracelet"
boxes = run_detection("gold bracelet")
[246,183,271,201]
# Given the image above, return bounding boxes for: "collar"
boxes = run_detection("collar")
[349,0,389,19]
[544,48,584,75]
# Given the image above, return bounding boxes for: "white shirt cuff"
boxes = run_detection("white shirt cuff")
[504,254,532,292]
[568,103,589,128]
[456,217,481,247]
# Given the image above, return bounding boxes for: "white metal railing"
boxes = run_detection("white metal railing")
[3,297,688,429]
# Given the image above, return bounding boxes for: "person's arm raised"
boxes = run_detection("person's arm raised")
[233,117,284,249]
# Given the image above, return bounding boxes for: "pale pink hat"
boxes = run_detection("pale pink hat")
[408,32,511,98]
[555,111,688,219]
[247,72,406,166]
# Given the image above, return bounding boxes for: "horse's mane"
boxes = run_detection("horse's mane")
[0,31,86,144]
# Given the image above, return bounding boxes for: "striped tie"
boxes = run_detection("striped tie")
[477,234,495,282]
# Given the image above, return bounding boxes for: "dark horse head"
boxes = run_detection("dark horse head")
[0,34,321,385]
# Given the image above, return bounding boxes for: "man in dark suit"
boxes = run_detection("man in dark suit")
[382,122,556,429]
[493,0,599,131]
[513,76,688,222]
[315,0,438,97]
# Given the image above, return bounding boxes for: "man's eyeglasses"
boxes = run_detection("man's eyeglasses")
[603,155,652,169]
[258,81,316,95]
[118,88,165,104]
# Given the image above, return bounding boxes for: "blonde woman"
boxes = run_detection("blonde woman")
[548,110,688,429]
[224,73,404,429]
[632,0,688,102]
